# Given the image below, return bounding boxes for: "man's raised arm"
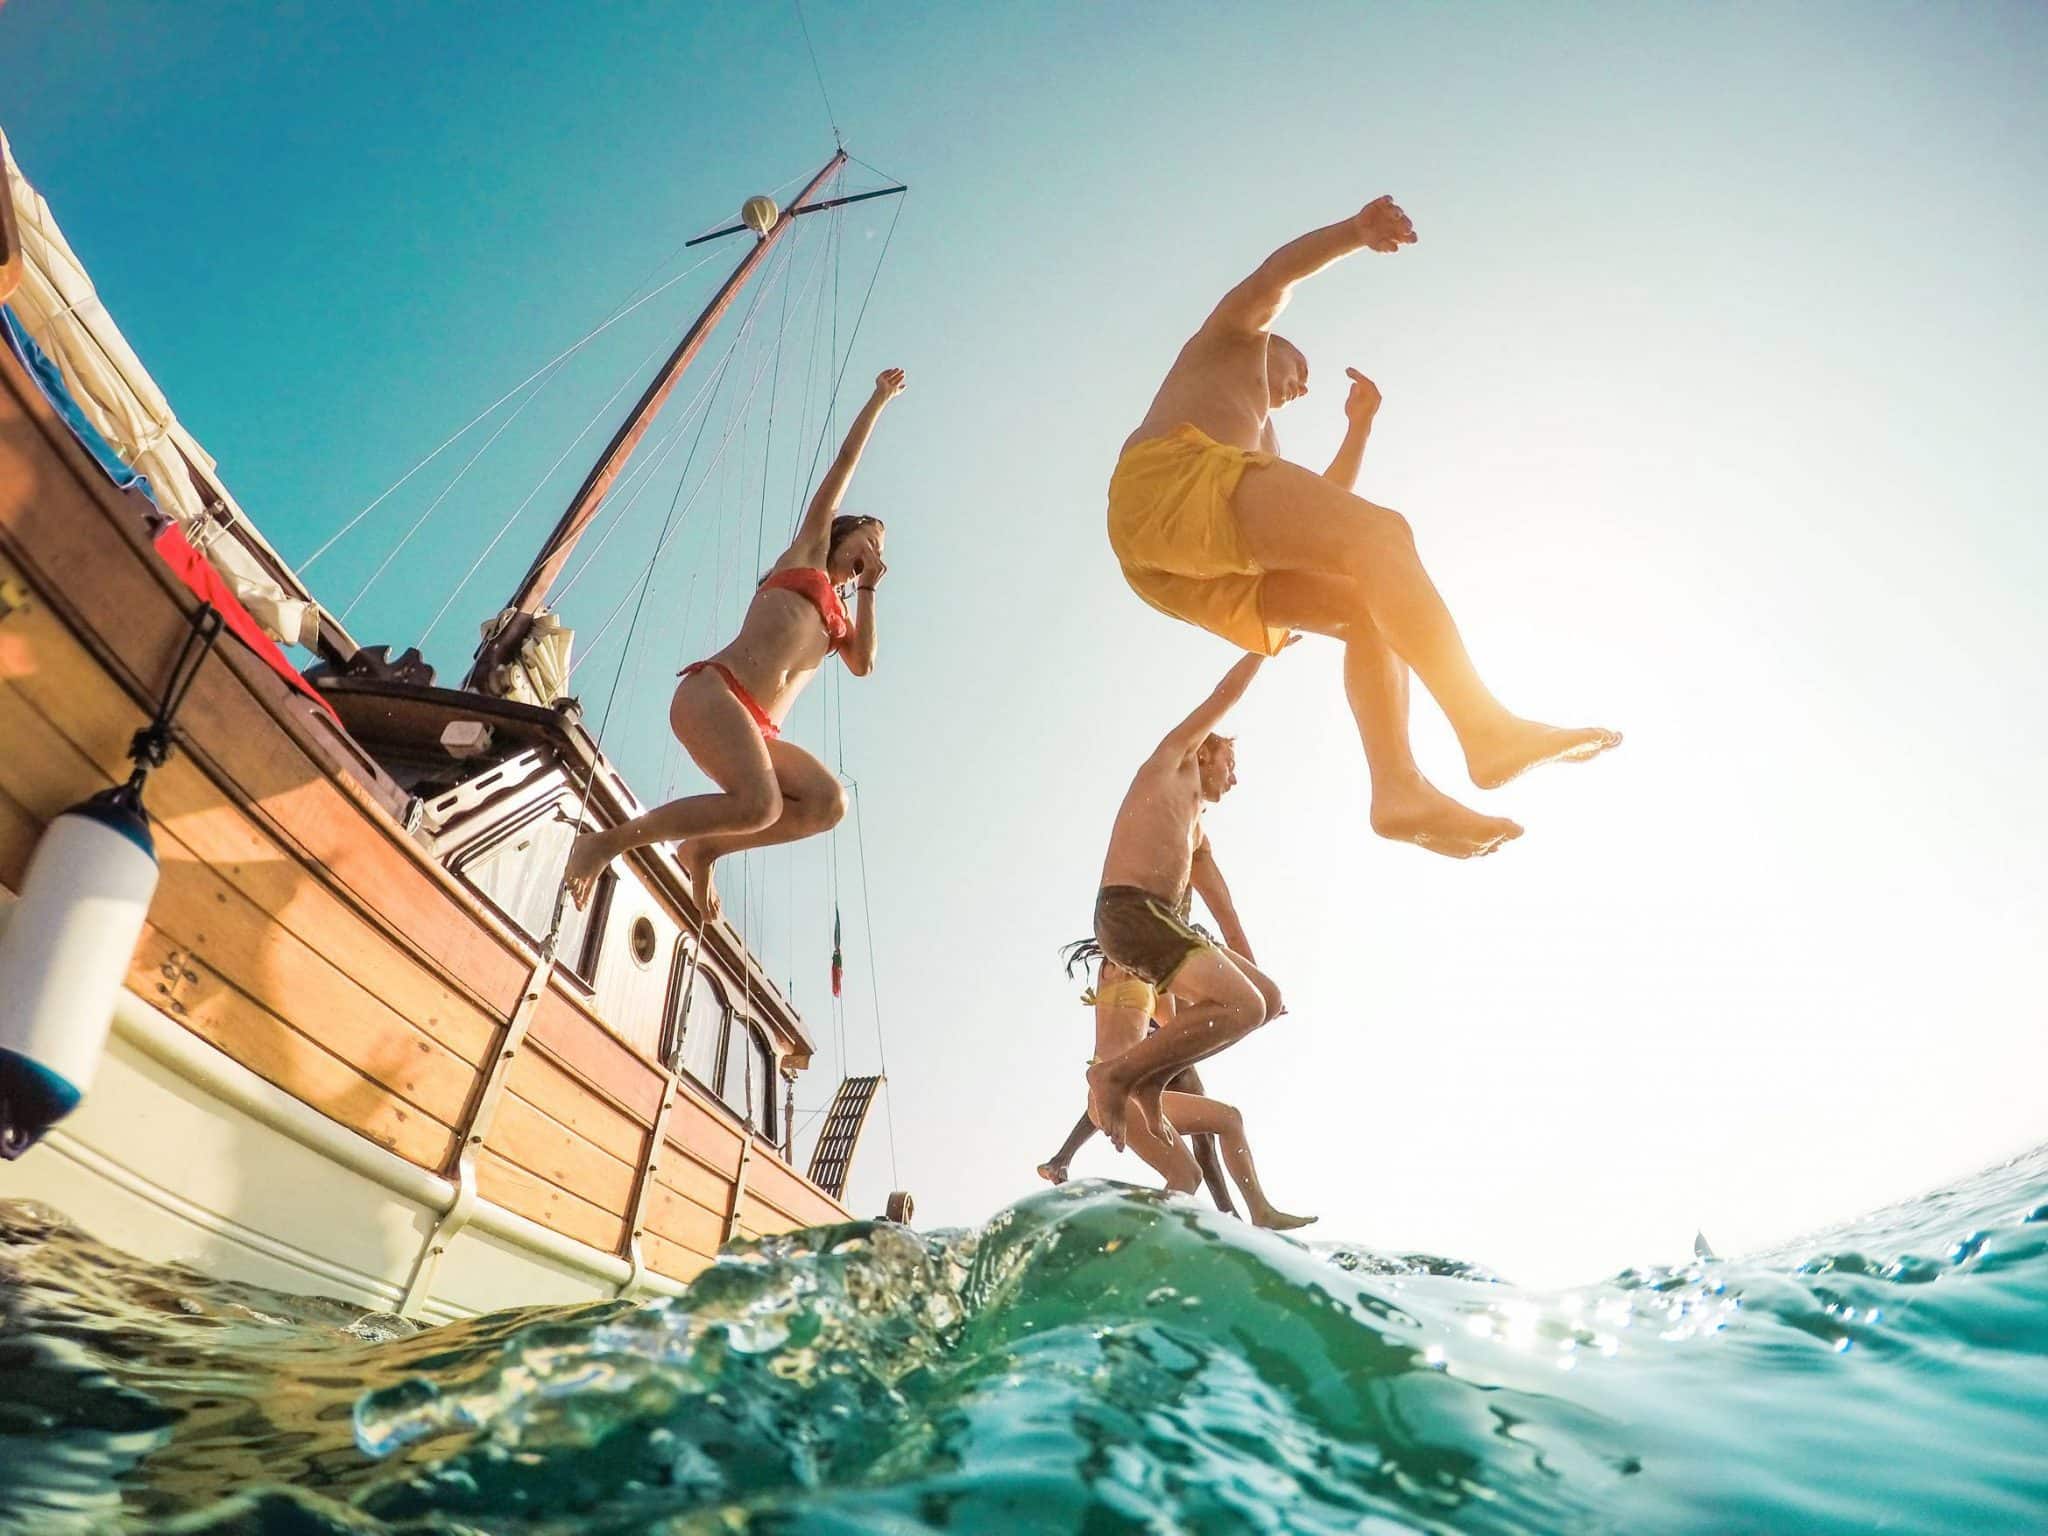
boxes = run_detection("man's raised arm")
[1157,647,1285,761]
[1324,368,1381,491]
[1206,197,1417,336]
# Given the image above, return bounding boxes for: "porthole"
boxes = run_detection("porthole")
[630,916,658,968]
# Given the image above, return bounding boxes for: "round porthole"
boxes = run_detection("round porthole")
[630,916,658,968]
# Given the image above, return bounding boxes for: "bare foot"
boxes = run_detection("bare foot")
[1370,780,1524,859]
[1036,1162,1069,1186]
[563,833,609,911]
[1085,1060,1135,1151]
[677,841,722,921]
[1465,719,1621,791]
[1253,1207,1319,1232]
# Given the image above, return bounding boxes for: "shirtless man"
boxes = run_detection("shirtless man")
[1083,648,1309,1162]
[1107,196,1618,858]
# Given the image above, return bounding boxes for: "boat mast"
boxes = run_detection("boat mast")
[468,148,896,695]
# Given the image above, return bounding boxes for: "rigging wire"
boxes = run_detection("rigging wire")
[337,361,566,619]
[574,207,835,621]
[550,225,822,612]
[300,241,732,571]
[795,191,904,512]
[415,321,693,652]
[567,238,813,675]
[792,0,842,147]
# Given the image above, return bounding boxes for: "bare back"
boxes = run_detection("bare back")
[1124,328,1274,456]
[1099,747,1206,901]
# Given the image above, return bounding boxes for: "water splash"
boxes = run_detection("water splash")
[3,1147,2046,1533]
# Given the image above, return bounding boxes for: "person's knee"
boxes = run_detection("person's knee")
[817,780,849,828]
[1344,504,1415,566]
[1256,977,1284,1019]
[732,779,783,831]
[1164,1165,1202,1195]
[1209,1102,1245,1139]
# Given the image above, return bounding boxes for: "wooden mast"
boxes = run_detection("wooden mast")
[466,149,848,694]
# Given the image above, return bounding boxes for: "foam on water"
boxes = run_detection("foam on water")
[3,1145,2045,1533]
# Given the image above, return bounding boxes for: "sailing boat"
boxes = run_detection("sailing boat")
[0,129,906,1322]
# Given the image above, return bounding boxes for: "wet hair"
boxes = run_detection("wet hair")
[1268,334,1306,367]
[829,514,883,560]
[1198,732,1235,760]
[1061,937,1103,978]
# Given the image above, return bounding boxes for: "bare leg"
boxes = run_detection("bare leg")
[1037,1110,1096,1185]
[1162,1092,1315,1231]
[1086,948,1266,1152]
[563,672,779,910]
[1120,1101,1205,1195]
[1188,1131,1234,1214]
[1262,574,1522,857]
[1236,459,1619,789]
[676,738,846,919]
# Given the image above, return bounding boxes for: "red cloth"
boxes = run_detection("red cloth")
[150,523,342,726]
[678,660,780,739]
[760,566,852,646]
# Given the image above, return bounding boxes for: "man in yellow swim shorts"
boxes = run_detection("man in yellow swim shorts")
[1109,194,1621,858]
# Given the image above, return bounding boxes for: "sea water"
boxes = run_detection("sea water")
[2,1146,2044,1533]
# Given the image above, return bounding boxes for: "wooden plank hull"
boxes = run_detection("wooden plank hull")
[0,339,851,1316]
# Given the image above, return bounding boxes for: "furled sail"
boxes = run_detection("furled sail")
[1,128,327,650]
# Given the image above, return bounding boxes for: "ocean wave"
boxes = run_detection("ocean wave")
[3,1146,2045,1533]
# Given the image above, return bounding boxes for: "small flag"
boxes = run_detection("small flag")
[830,906,844,998]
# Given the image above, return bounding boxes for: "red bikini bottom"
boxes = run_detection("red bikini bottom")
[678,661,780,739]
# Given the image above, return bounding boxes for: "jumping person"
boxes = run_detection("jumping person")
[1082,648,1306,1159]
[1108,196,1618,857]
[1042,934,1312,1231]
[565,368,906,915]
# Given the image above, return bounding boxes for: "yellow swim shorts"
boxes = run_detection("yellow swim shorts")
[1106,423,1290,657]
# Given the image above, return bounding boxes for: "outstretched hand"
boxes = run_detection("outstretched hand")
[874,367,908,399]
[1353,196,1416,253]
[1343,367,1382,427]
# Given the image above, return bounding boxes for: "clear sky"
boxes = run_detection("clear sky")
[8,1,2046,1285]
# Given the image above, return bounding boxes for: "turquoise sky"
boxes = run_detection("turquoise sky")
[9,2,2046,1282]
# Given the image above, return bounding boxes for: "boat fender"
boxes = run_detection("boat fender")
[884,1190,915,1225]
[0,784,159,1159]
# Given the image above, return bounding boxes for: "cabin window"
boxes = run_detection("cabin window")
[629,916,658,968]
[678,973,727,1089]
[453,802,577,938]
[717,1017,777,1136]
[564,870,614,986]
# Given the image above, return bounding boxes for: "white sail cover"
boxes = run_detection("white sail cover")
[2,127,324,649]
[478,607,575,706]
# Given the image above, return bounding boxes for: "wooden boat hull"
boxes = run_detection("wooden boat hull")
[0,333,850,1318]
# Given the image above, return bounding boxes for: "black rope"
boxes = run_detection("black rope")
[128,604,225,787]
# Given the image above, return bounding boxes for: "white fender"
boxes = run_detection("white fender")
[0,785,158,1158]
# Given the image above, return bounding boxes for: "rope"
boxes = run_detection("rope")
[415,321,689,651]
[846,773,900,1189]
[301,242,730,570]
[565,236,817,672]
[792,0,842,147]
[796,190,904,507]
[338,362,562,620]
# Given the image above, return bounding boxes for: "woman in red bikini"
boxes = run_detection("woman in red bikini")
[564,368,906,917]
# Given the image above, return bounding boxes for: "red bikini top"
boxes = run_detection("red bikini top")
[760,566,852,646]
